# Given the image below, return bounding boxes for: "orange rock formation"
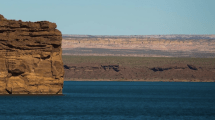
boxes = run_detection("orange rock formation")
[0,14,64,94]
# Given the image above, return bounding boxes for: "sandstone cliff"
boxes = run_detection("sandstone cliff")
[0,14,64,94]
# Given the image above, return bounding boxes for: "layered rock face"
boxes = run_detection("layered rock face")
[0,15,64,94]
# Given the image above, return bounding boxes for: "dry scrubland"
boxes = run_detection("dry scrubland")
[63,55,215,82]
[62,35,215,81]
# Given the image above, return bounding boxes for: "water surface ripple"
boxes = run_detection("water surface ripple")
[0,82,215,120]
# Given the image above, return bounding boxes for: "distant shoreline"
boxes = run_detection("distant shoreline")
[64,79,215,82]
[63,56,215,82]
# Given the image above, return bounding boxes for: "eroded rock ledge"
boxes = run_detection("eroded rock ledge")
[0,14,64,94]
[64,63,215,82]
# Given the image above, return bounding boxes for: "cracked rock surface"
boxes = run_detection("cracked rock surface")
[0,14,64,94]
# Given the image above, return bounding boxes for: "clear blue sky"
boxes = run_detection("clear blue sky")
[0,0,214,35]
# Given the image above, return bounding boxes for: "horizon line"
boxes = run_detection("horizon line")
[62,34,215,36]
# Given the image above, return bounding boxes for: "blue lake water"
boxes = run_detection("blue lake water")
[0,81,215,120]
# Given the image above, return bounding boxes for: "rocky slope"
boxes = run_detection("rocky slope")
[64,63,215,82]
[0,14,64,94]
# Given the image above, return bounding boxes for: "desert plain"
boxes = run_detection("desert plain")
[62,35,215,82]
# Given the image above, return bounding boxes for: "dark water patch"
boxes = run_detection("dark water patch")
[0,82,215,119]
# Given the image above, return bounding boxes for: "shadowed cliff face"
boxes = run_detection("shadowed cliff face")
[0,14,64,94]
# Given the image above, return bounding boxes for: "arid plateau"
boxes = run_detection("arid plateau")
[62,35,215,82]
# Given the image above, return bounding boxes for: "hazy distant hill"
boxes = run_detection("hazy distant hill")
[63,34,215,40]
[62,34,215,58]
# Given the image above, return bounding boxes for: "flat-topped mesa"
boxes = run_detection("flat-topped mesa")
[0,14,64,94]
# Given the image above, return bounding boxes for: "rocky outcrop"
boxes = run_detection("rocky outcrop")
[64,63,215,82]
[150,66,186,72]
[187,64,198,70]
[0,15,64,94]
